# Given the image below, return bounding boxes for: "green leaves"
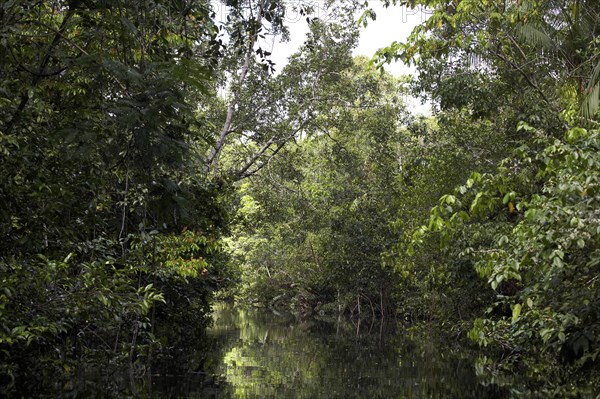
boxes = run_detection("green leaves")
[226,55,406,312]
[0,0,237,394]
[408,122,600,392]
[512,303,522,322]
[565,127,588,143]
[453,126,600,389]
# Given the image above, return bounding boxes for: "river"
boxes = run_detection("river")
[150,304,507,398]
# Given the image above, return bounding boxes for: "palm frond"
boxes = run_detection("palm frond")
[515,23,555,51]
[580,83,599,120]
[588,59,600,91]
[580,59,600,120]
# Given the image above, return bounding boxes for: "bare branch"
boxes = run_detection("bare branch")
[237,140,287,180]
[206,4,264,176]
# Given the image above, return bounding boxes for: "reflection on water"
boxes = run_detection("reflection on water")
[152,304,507,398]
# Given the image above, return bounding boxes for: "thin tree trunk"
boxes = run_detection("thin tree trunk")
[206,5,264,176]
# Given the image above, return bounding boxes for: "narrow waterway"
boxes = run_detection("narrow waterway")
[151,304,507,398]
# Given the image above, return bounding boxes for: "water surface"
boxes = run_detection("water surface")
[153,304,506,398]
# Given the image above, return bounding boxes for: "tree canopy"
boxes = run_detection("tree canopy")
[1,0,599,396]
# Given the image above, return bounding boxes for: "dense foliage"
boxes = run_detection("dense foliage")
[230,0,600,395]
[227,53,407,316]
[0,0,268,395]
[1,0,599,396]
[373,0,600,395]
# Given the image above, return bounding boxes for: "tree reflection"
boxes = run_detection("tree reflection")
[204,305,507,398]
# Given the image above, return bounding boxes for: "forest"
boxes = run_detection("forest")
[0,0,599,397]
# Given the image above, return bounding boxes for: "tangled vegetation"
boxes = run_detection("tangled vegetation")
[1,0,599,396]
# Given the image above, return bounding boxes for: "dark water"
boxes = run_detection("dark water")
[151,304,507,398]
